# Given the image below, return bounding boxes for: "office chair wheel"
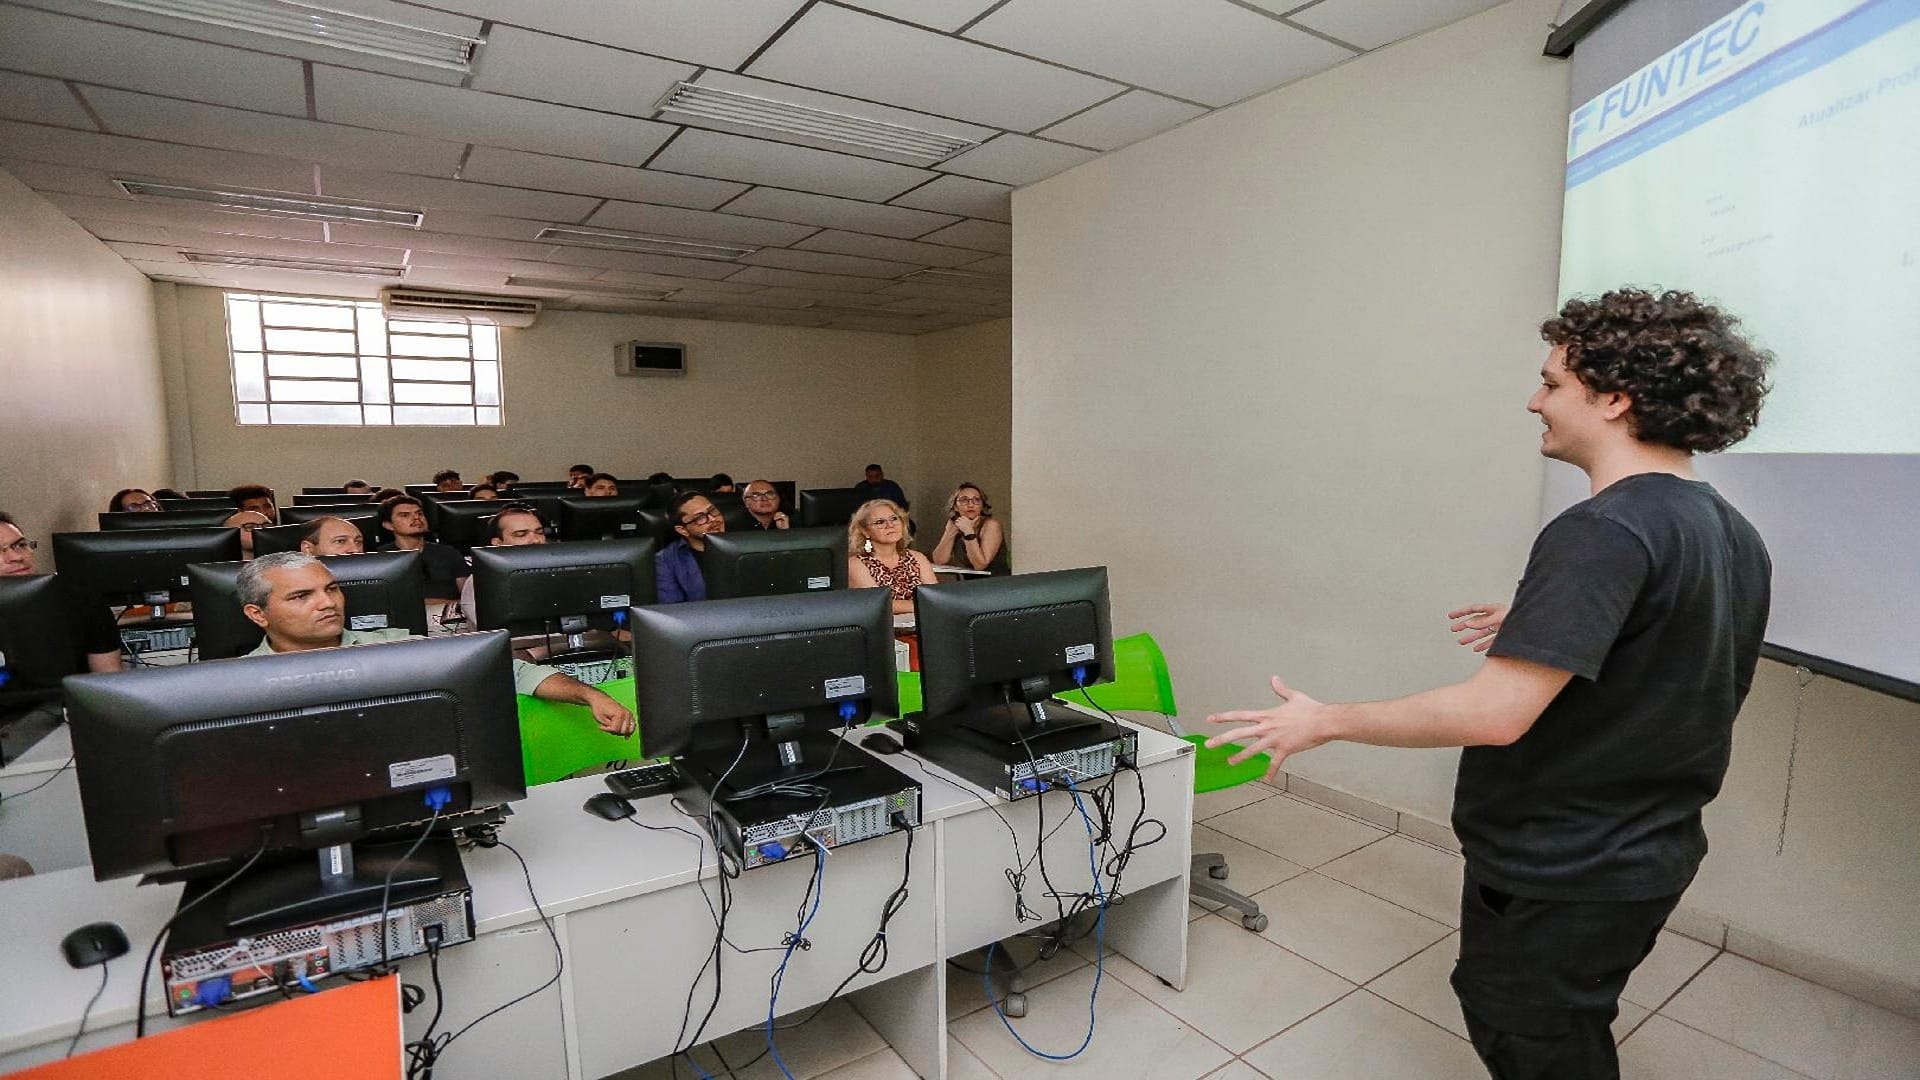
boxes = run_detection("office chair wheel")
[1241,913,1269,933]
[1003,992,1028,1018]
[1207,864,1229,880]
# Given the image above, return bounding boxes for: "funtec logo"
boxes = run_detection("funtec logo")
[1571,0,1768,156]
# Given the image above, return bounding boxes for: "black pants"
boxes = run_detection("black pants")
[1450,873,1682,1080]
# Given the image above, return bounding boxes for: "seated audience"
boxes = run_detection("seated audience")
[656,492,726,603]
[228,484,279,524]
[343,479,373,495]
[931,483,1010,575]
[223,509,273,560]
[847,500,936,615]
[372,486,407,503]
[237,553,632,735]
[568,464,595,489]
[584,473,620,497]
[378,495,467,601]
[487,470,520,492]
[432,469,465,493]
[151,488,185,500]
[710,473,736,494]
[646,471,673,485]
[740,479,789,530]
[854,463,909,509]
[0,511,121,674]
[297,516,365,556]
[109,489,160,513]
[471,484,500,500]
[455,503,548,618]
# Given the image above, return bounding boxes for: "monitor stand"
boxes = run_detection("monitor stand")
[685,730,867,804]
[957,697,1105,750]
[224,842,444,930]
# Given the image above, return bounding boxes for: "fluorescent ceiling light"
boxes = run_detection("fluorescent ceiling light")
[184,251,406,278]
[84,0,484,73]
[654,82,981,165]
[536,227,756,262]
[505,276,672,301]
[118,180,425,227]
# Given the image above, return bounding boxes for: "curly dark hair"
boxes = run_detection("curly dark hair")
[1541,288,1771,453]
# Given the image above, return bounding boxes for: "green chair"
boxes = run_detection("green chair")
[516,676,642,786]
[1081,633,1271,932]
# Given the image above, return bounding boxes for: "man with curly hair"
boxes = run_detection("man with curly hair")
[1206,288,1772,1080]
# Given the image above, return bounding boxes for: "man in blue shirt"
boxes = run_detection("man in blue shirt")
[854,463,908,510]
[656,492,726,603]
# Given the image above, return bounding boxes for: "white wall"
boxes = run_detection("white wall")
[912,318,1012,546]
[0,168,169,551]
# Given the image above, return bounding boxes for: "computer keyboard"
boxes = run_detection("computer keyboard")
[549,653,632,686]
[121,625,194,652]
[604,759,682,800]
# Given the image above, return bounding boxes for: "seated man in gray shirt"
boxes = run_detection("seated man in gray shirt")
[235,552,633,736]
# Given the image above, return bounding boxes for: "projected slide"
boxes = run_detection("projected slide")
[1559,0,1920,455]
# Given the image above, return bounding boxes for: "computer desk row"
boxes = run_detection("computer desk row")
[0,710,1195,1079]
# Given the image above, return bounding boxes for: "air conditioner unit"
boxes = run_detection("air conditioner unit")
[616,341,686,377]
[380,288,541,327]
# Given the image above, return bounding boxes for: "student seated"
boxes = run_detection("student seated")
[487,470,519,492]
[656,492,725,603]
[343,479,373,495]
[847,500,935,615]
[372,486,407,504]
[377,495,467,601]
[568,464,595,490]
[740,479,789,530]
[454,503,547,620]
[584,473,620,497]
[109,489,160,513]
[646,471,672,485]
[432,469,465,493]
[710,472,736,494]
[0,511,122,674]
[151,488,186,500]
[930,483,1010,575]
[471,484,500,500]
[227,484,279,524]
[237,553,632,735]
[223,509,273,560]
[297,516,365,556]
[854,463,909,509]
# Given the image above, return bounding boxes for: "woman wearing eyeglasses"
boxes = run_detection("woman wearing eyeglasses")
[108,488,161,513]
[930,483,1009,575]
[848,500,937,616]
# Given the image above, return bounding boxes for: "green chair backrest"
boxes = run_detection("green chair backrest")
[516,676,641,786]
[1080,632,1179,716]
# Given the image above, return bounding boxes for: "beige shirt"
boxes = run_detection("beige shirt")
[246,626,561,697]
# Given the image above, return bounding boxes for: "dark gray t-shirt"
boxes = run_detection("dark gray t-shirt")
[1454,473,1771,901]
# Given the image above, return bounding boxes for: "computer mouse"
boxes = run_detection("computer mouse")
[582,792,637,821]
[863,730,904,755]
[61,922,129,969]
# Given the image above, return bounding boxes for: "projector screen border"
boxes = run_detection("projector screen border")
[1760,643,1920,704]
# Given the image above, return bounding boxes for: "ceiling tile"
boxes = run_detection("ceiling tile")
[793,230,992,267]
[1036,89,1207,151]
[125,260,204,280]
[318,166,602,222]
[959,253,1013,275]
[881,295,1010,317]
[745,286,901,309]
[839,0,1003,32]
[0,121,318,192]
[821,314,934,335]
[688,288,818,309]
[469,25,696,115]
[0,73,97,131]
[746,4,1121,130]
[312,67,674,166]
[585,201,817,247]
[936,134,1098,186]
[71,218,176,245]
[403,267,512,288]
[676,71,996,167]
[458,147,744,209]
[1270,0,1506,51]
[104,241,186,263]
[704,305,831,327]
[447,0,806,68]
[0,5,307,115]
[875,279,1011,305]
[589,268,763,293]
[0,159,125,200]
[79,87,468,176]
[721,187,958,239]
[736,248,922,279]
[649,129,933,202]
[325,224,559,261]
[726,267,893,293]
[529,245,758,281]
[887,174,1011,222]
[39,192,330,241]
[965,0,1355,106]
[162,232,409,264]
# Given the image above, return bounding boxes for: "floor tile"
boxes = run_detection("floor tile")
[1100,913,1353,1053]
[1368,932,1467,1037]
[1614,999,1652,1044]
[945,938,1090,1020]
[951,965,1233,1079]
[604,1043,727,1080]
[1244,872,1451,983]
[1620,929,1719,1009]
[1241,990,1486,1079]
[1202,1061,1270,1079]
[1317,833,1465,927]
[1661,953,1920,1079]
[1619,1015,1813,1079]
[1206,795,1388,868]
[816,1047,918,1079]
[946,1035,998,1080]
[1193,781,1278,822]
[1188,823,1309,916]
[715,999,886,1080]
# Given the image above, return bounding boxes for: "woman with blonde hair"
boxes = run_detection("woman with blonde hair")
[930,482,1009,575]
[847,499,936,615]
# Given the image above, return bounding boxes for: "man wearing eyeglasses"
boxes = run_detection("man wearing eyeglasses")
[453,504,548,621]
[0,512,122,675]
[739,480,790,531]
[656,492,726,603]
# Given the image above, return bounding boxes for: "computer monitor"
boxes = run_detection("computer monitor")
[184,490,232,499]
[186,551,429,660]
[248,521,306,558]
[470,538,656,646]
[671,476,717,494]
[700,527,848,600]
[913,567,1116,746]
[279,503,372,525]
[0,576,81,709]
[558,494,649,541]
[796,487,871,528]
[291,492,374,505]
[64,631,525,926]
[631,589,896,786]
[406,483,469,497]
[430,499,505,551]
[500,482,572,498]
[99,508,237,531]
[156,497,238,512]
[702,491,756,531]
[634,507,674,546]
[301,486,350,495]
[53,528,243,606]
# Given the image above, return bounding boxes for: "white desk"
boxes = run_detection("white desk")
[0,721,1194,1079]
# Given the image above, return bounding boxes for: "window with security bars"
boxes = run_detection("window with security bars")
[224,292,502,426]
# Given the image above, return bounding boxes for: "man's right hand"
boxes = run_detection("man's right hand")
[1447,603,1509,653]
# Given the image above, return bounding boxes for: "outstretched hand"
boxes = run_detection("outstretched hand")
[1203,676,1328,783]
[1447,602,1509,653]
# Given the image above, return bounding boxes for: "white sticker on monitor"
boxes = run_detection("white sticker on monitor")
[349,614,390,630]
[388,754,456,789]
[179,574,190,586]
[619,522,637,532]
[805,576,831,590]
[599,594,630,609]
[824,675,866,699]
[1064,643,1096,664]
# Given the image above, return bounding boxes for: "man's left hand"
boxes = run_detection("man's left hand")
[1204,676,1329,782]
[587,690,636,736]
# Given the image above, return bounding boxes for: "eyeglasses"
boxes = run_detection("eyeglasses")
[2,539,37,555]
[867,515,902,528]
[681,509,723,527]
[743,490,778,502]
[124,498,161,511]
[953,495,983,505]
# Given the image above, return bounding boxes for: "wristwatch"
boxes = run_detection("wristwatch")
[960,532,978,542]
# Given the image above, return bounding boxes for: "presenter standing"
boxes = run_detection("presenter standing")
[1207,288,1774,1080]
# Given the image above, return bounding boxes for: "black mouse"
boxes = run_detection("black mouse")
[61,922,129,969]
[863,730,904,755]
[583,792,636,821]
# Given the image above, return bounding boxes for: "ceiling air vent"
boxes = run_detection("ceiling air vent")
[380,288,541,327]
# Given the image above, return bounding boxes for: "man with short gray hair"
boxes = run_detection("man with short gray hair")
[237,552,633,735]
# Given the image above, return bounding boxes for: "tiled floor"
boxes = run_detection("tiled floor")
[617,781,1920,1079]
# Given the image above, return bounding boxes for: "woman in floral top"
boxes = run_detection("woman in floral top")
[847,499,937,615]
